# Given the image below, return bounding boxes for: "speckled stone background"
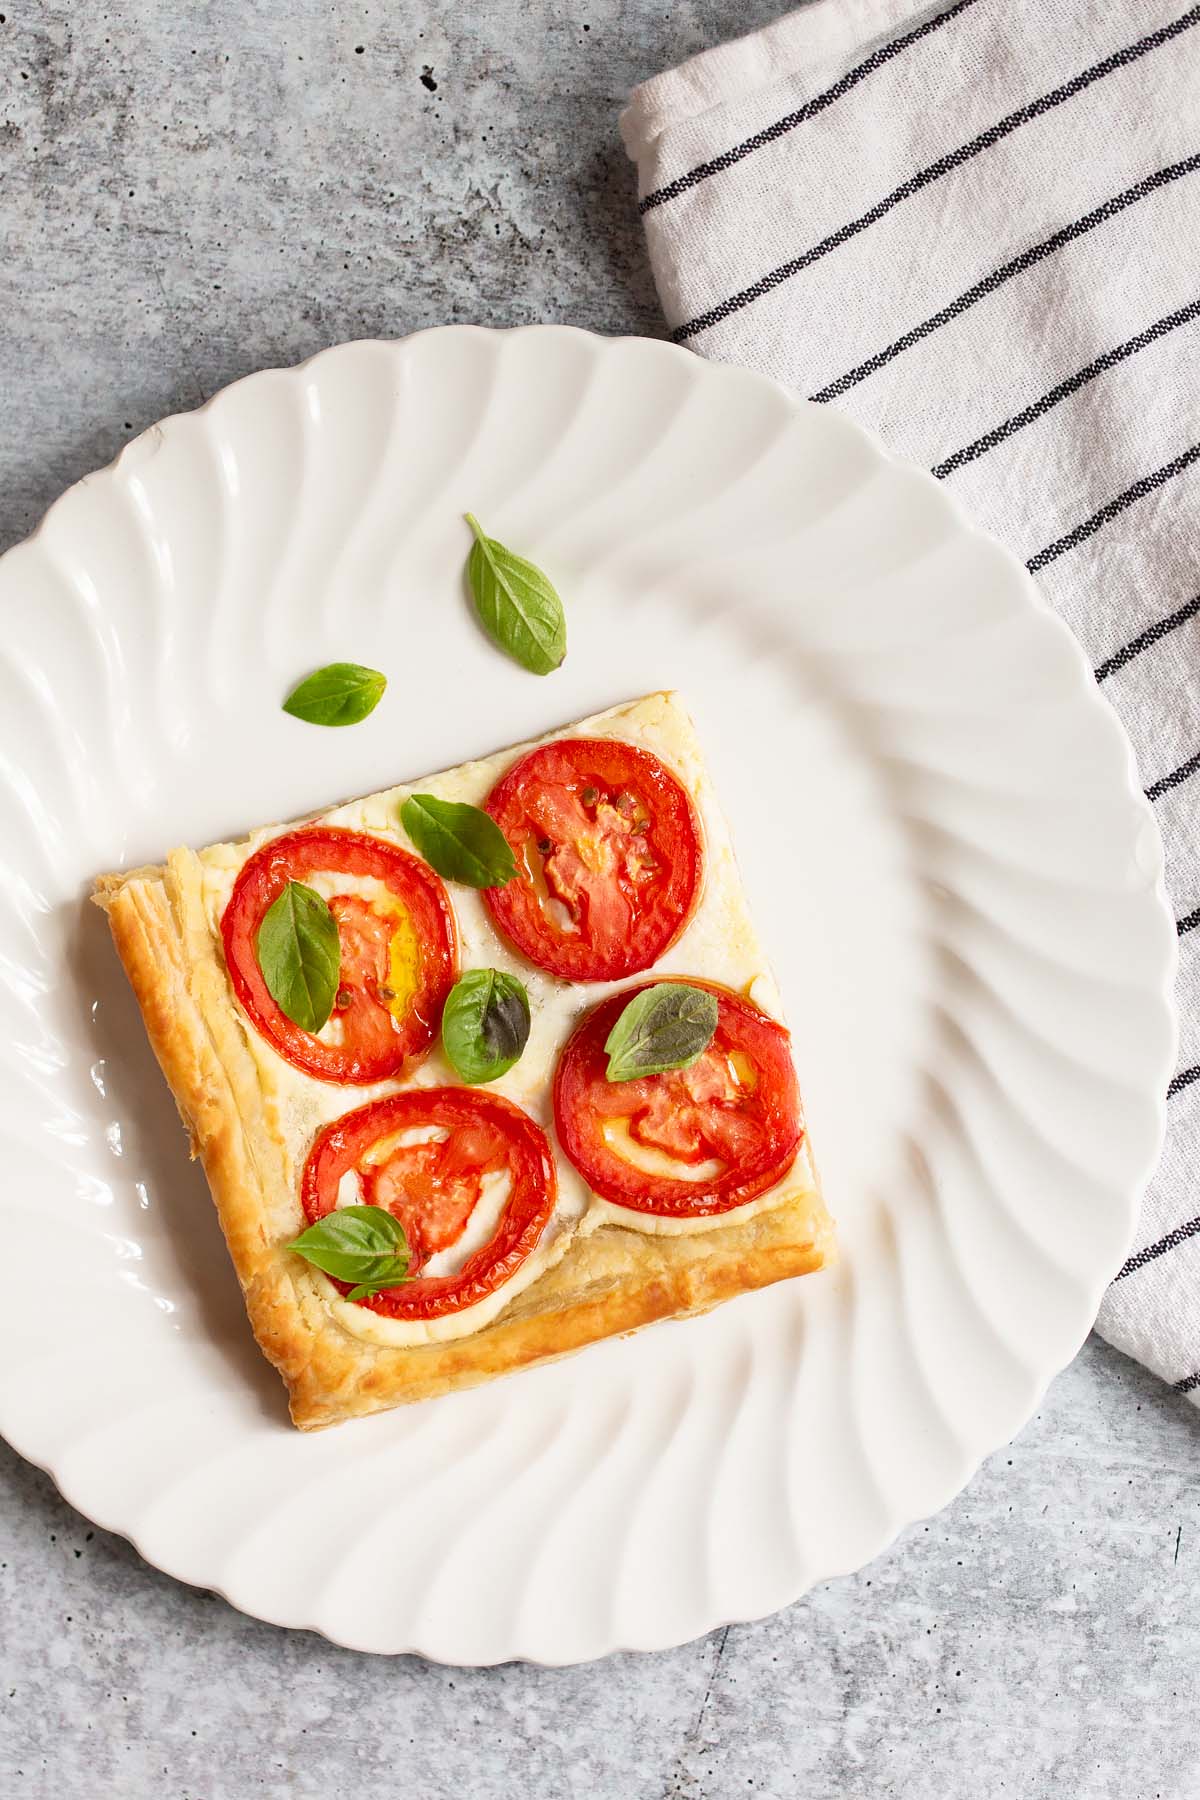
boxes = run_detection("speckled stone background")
[1,5,1198,1797]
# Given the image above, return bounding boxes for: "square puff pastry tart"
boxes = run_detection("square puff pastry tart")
[95,692,834,1428]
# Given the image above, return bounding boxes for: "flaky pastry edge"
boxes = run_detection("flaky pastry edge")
[95,820,833,1433]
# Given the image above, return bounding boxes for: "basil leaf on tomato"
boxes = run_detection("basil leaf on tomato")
[301,1090,557,1318]
[287,1204,410,1300]
[556,982,801,1216]
[442,969,530,1084]
[256,879,341,1034]
[604,982,718,1082]
[400,793,518,888]
[282,662,387,727]
[465,514,566,676]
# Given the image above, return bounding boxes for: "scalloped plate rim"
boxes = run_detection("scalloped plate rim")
[0,324,1178,1665]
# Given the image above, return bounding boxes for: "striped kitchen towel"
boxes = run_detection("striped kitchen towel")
[621,0,1200,1403]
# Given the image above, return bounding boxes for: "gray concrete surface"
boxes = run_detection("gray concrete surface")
[1,5,1198,1797]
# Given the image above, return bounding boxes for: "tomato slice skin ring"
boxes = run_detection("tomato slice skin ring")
[554,979,803,1218]
[221,826,458,1084]
[300,1087,558,1319]
[482,737,704,982]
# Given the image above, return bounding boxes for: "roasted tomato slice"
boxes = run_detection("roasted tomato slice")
[222,827,458,1084]
[554,979,803,1217]
[482,737,704,982]
[300,1088,557,1318]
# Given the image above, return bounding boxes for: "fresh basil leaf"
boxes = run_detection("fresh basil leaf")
[282,662,387,727]
[465,514,567,676]
[400,793,518,888]
[604,983,719,1083]
[287,1205,410,1300]
[256,880,341,1034]
[442,968,530,1084]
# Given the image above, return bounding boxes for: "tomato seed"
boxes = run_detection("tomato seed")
[537,837,552,854]
[581,786,598,806]
[335,989,353,1010]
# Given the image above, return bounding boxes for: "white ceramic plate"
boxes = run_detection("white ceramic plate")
[0,327,1176,1664]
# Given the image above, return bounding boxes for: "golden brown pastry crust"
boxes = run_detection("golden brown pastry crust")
[95,770,834,1430]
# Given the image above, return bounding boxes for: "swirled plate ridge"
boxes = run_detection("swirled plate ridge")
[0,327,1176,1663]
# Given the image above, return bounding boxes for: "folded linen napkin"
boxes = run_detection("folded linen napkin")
[621,0,1200,1403]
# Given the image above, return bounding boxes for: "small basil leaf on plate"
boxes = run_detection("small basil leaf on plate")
[287,1205,411,1301]
[282,662,387,727]
[604,983,719,1083]
[465,513,567,676]
[256,880,341,1034]
[400,793,518,888]
[442,968,531,1084]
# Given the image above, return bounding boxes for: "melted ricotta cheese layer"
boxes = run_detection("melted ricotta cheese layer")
[195,693,808,1348]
